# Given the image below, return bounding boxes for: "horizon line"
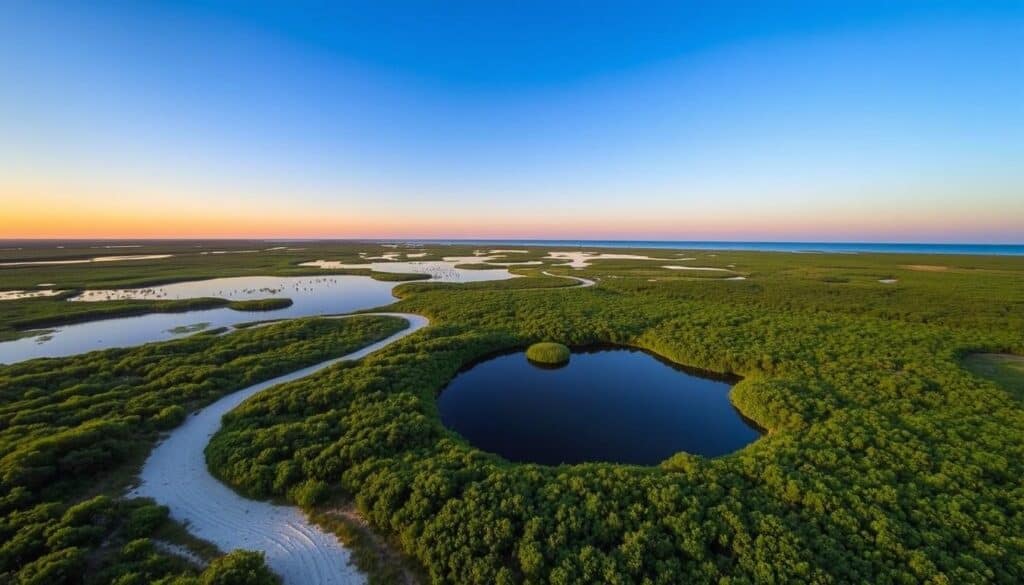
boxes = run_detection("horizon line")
[1,238,1022,246]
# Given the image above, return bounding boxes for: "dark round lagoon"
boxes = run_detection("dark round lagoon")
[437,347,761,466]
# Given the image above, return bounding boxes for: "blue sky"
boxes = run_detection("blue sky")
[2,1,1022,240]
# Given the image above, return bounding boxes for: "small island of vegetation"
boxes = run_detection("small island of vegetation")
[525,341,571,365]
[227,298,294,312]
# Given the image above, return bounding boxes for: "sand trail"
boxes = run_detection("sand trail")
[132,313,429,585]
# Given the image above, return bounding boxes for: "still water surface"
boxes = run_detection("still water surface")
[0,263,512,363]
[438,348,761,465]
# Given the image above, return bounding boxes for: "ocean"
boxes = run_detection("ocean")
[402,240,1024,256]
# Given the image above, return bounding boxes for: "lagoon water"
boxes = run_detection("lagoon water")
[299,259,516,282]
[438,348,760,465]
[0,276,398,363]
[0,266,511,363]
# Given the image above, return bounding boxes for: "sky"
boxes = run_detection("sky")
[2,1,1023,242]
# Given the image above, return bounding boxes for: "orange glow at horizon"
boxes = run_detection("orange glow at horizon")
[7,208,1021,244]
[3,181,1022,243]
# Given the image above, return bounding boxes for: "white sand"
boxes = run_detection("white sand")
[662,265,733,272]
[358,252,400,260]
[441,255,502,264]
[901,264,948,272]
[132,313,429,585]
[489,249,528,254]
[544,252,668,269]
[879,279,898,284]
[542,271,596,288]
[299,260,515,283]
[405,252,428,258]
[0,290,63,300]
[0,255,171,266]
[95,255,172,261]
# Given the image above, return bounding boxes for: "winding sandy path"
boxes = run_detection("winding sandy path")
[132,312,429,585]
[544,251,668,268]
[542,271,596,287]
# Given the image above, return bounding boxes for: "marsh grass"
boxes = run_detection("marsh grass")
[963,353,1024,398]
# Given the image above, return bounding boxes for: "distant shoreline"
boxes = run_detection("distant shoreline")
[395,240,1024,256]
[1,239,1022,256]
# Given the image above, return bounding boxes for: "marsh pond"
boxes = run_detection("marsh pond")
[0,261,514,363]
[437,347,762,465]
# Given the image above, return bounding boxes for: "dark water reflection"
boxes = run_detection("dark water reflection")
[438,348,761,465]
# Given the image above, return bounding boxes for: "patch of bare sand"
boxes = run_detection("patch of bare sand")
[901,264,948,272]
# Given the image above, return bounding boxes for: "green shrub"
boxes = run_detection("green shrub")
[16,547,86,585]
[525,342,571,365]
[153,405,187,430]
[200,551,278,585]
[61,495,116,526]
[124,503,169,538]
[289,479,328,507]
[119,538,156,562]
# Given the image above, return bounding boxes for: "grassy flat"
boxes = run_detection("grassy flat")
[963,353,1024,398]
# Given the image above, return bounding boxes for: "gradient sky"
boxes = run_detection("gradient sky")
[2,1,1023,241]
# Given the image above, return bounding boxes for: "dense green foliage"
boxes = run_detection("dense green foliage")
[205,248,1024,584]
[3,242,1024,583]
[199,551,279,585]
[525,342,570,365]
[0,315,406,584]
[226,298,294,312]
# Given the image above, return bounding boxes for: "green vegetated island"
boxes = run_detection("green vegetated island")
[1,240,1023,584]
[525,342,571,365]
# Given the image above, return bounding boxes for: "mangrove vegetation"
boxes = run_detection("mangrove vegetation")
[0,315,407,584]
[2,242,1024,583]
